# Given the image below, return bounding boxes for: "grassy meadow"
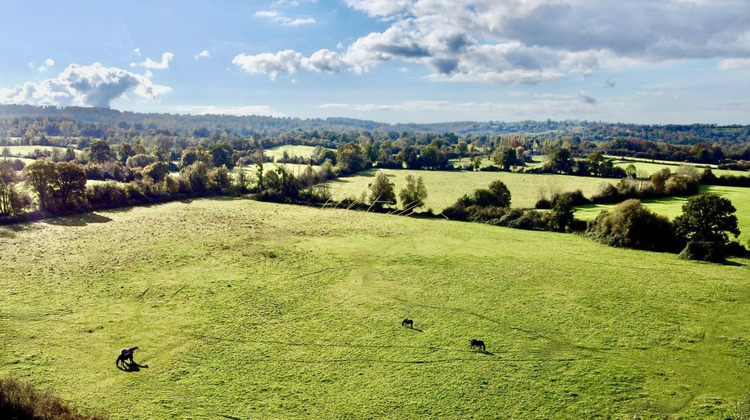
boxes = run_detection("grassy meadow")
[608,156,749,178]
[2,145,84,159]
[2,199,750,418]
[264,145,327,161]
[326,168,616,211]
[576,185,750,245]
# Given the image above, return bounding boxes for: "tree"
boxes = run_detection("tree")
[142,161,169,183]
[487,180,511,208]
[544,148,573,174]
[368,171,396,210]
[89,140,112,163]
[549,194,575,232]
[0,160,30,217]
[56,162,87,211]
[252,149,265,193]
[59,120,76,140]
[23,159,59,212]
[210,142,234,169]
[492,148,517,171]
[399,175,427,210]
[674,194,740,246]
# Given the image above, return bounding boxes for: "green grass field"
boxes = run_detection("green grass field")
[327,168,616,211]
[2,199,750,418]
[2,145,84,159]
[608,156,748,178]
[575,185,750,245]
[264,145,327,162]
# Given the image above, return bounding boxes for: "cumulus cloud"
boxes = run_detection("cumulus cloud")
[238,0,750,85]
[194,50,211,60]
[0,62,171,108]
[140,52,174,69]
[232,49,342,79]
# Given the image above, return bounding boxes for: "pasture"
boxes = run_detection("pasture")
[264,145,327,161]
[2,199,750,418]
[608,156,749,178]
[575,185,750,245]
[2,145,83,159]
[326,168,616,211]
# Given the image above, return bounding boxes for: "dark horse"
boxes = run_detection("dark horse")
[470,339,485,351]
[116,345,139,367]
[401,318,413,328]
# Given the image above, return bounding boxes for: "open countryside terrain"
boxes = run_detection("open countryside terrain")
[576,185,750,245]
[1,199,750,418]
[326,168,617,211]
[264,145,328,162]
[608,156,749,178]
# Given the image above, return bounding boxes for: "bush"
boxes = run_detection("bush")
[0,376,105,420]
[586,199,679,252]
[678,241,725,263]
[441,203,468,221]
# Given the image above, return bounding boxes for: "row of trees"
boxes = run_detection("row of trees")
[587,194,742,262]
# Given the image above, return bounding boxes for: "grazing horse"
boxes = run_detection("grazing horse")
[401,318,413,328]
[116,345,139,367]
[470,339,485,352]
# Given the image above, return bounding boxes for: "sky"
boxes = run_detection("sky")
[1,0,750,125]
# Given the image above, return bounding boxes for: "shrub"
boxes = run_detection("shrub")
[0,376,105,420]
[587,199,679,252]
[678,241,724,263]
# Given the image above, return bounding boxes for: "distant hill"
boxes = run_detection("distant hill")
[1,104,749,147]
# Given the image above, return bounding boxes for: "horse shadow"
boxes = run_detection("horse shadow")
[406,327,424,333]
[118,361,149,372]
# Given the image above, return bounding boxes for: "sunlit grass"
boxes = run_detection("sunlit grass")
[2,198,749,418]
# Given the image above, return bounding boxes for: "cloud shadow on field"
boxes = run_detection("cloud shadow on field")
[43,213,112,226]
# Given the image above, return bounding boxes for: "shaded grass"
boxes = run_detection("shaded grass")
[2,199,750,418]
[0,376,105,420]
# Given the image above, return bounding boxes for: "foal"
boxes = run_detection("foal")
[116,345,139,367]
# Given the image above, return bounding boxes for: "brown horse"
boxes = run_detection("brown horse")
[401,318,413,328]
[470,339,485,351]
[116,345,139,367]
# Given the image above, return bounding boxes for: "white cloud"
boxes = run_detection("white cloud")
[255,9,316,26]
[232,49,342,79]
[44,58,55,66]
[172,105,284,117]
[717,58,750,70]
[194,50,211,60]
[140,52,174,69]
[239,0,750,85]
[232,50,305,80]
[0,62,171,108]
[134,48,142,57]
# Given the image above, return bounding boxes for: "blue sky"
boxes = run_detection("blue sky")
[2,0,750,124]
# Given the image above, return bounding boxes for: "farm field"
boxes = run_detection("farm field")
[264,145,327,161]
[575,185,750,245]
[326,168,616,211]
[608,156,748,178]
[2,145,83,158]
[2,199,750,418]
